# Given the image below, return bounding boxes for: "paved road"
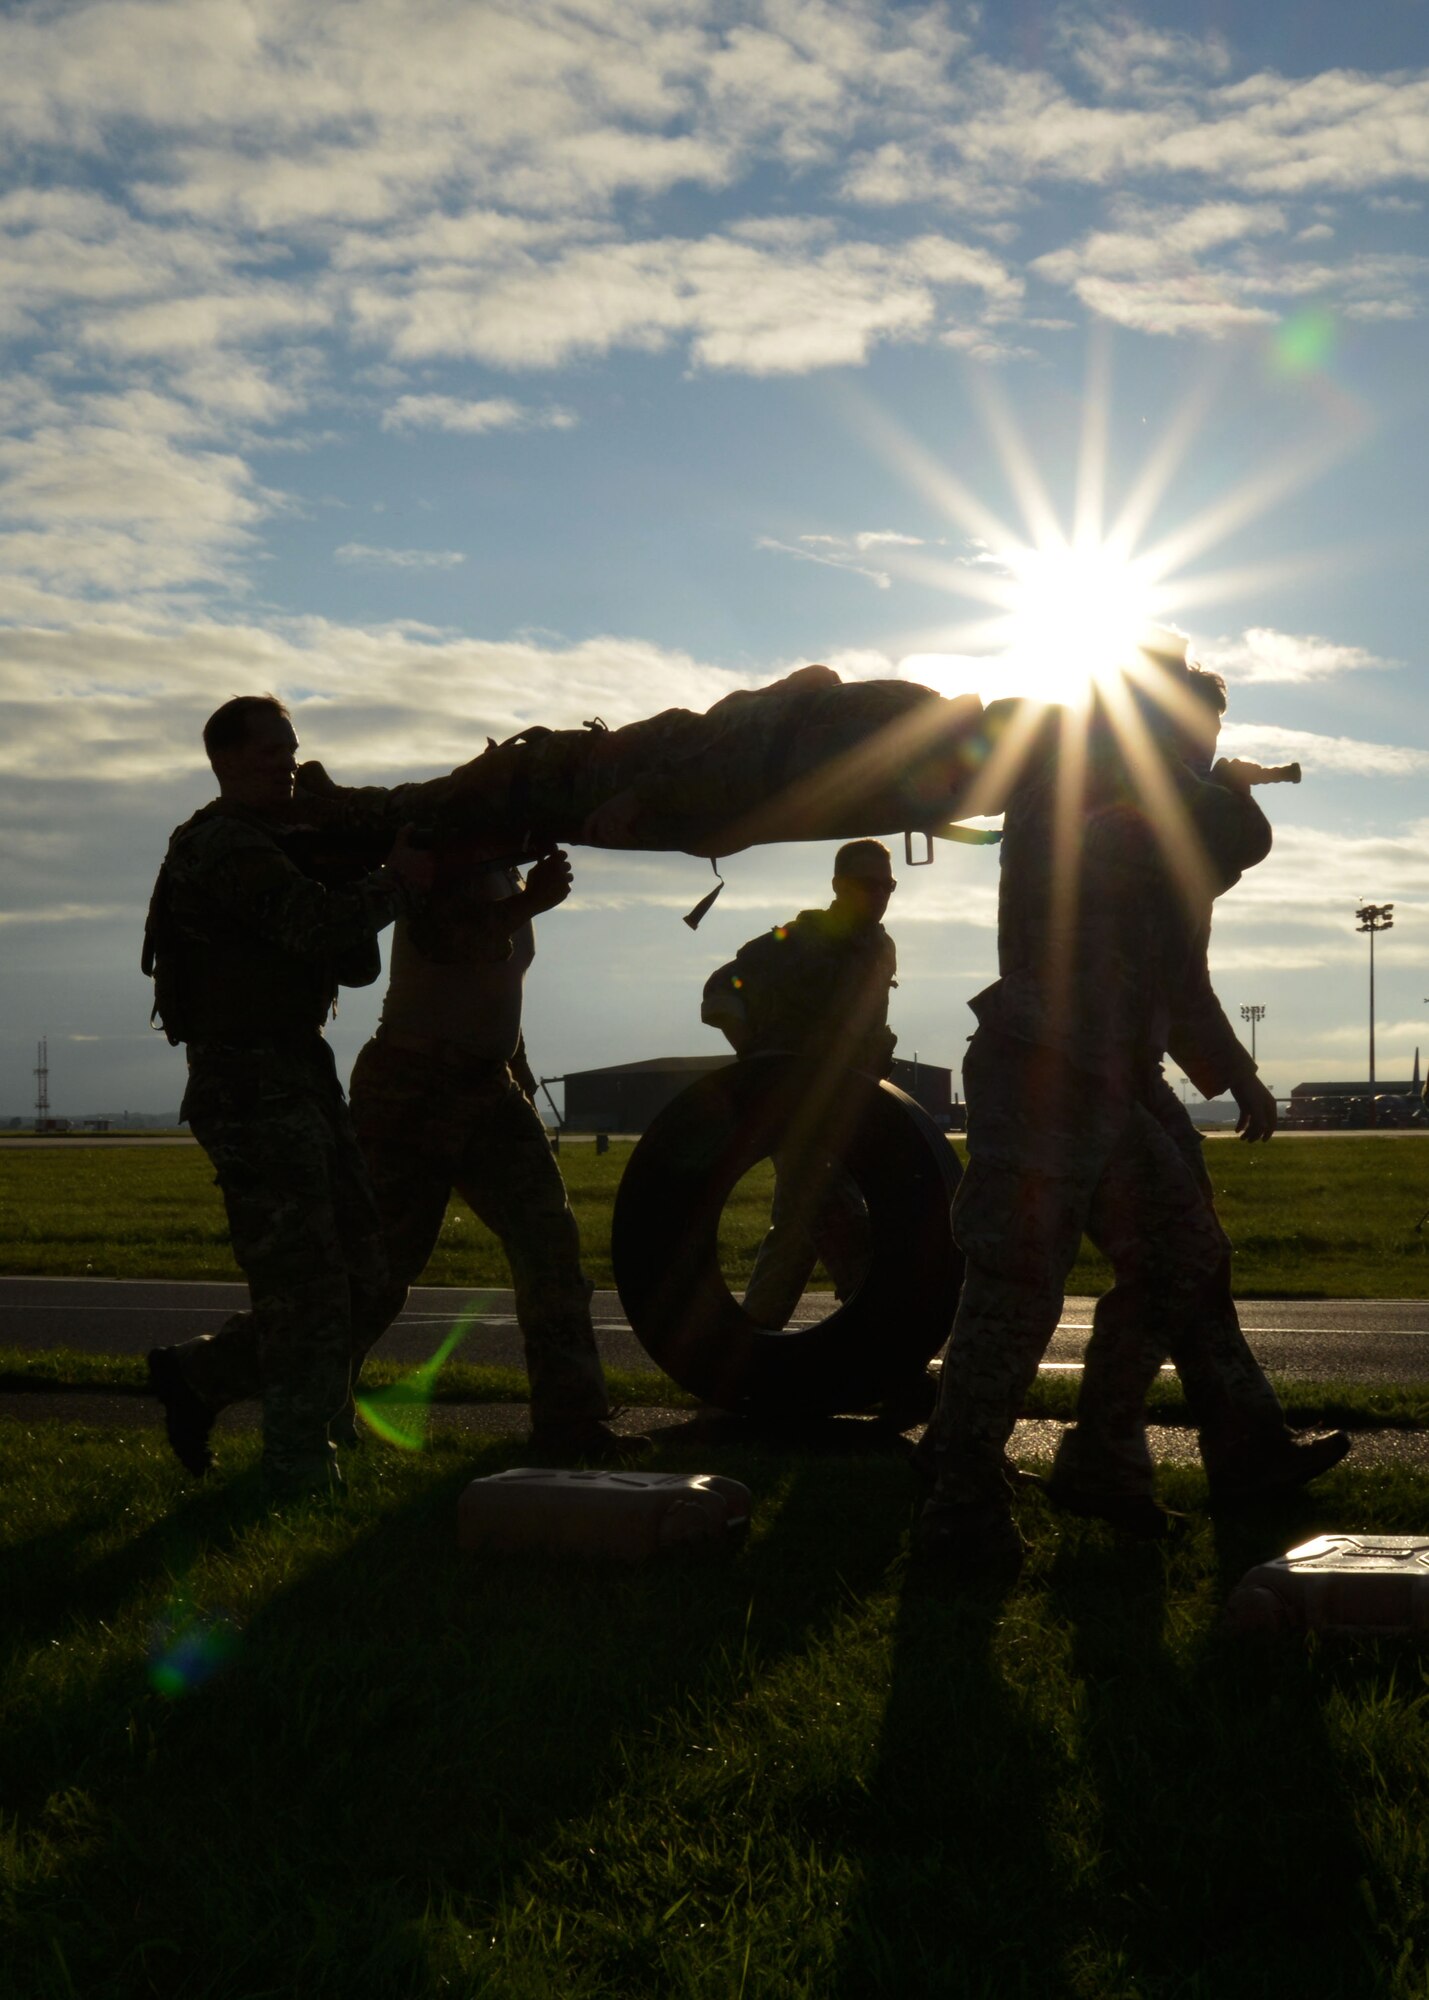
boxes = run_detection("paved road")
[4,1276,1429,1383]
[6,1277,1427,1468]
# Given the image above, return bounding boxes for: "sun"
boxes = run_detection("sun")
[844,330,1369,714]
[902,534,1168,709]
[992,538,1162,704]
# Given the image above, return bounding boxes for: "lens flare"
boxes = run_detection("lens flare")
[355,1307,483,1450]
[1272,309,1337,377]
[148,1602,240,1697]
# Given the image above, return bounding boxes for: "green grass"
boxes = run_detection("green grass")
[2,1421,1428,1997]
[7,1136,1429,1295]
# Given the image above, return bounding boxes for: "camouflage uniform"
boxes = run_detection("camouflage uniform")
[347,865,608,1432]
[347,1041,608,1429]
[149,804,411,1493]
[704,906,896,1329]
[925,730,1284,1503]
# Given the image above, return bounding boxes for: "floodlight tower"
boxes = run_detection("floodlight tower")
[34,1038,49,1133]
[1240,1004,1266,1064]
[1355,903,1394,1088]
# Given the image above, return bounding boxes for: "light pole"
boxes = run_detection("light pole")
[1240,1004,1265,1064]
[1355,903,1394,1089]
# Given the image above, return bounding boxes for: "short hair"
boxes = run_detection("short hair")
[1184,662,1228,717]
[203,694,292,762]
[833,838,893,879]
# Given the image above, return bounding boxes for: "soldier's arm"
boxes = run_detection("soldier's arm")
[1166,945,1253,1102]
[1166,929,1276,1139]
[1170,760,1273,889]
[197,823,421,962]
[701,959,750,1052]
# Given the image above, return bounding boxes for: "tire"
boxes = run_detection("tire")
[611,1055,963,1416]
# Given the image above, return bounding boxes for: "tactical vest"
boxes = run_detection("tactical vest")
[142,807,340,1046]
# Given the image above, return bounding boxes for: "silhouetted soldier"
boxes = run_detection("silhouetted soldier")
[917,645,1348,1575]
[144,695,431,1499]
[345,839,646,1459]
[702,840,897,1332]
[1050,663,1348,1510]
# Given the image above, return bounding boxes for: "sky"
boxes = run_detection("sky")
[3,0,1429,1118]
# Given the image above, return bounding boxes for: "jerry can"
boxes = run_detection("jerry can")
[1224,1534,1429,1635]
[457,1468,751,1561]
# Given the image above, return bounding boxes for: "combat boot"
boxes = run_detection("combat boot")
[1043,1470,1188,1542]
[1204,1428,1351,1508]
[147,1347,216,1477]
[1046,1426,1187,1541]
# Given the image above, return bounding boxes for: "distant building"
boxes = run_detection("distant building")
[558,1053,955,1134]
[1286,1081,1422,1129]
[561,1055,733,1133]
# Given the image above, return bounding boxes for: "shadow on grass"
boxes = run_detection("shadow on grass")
[2,1426,912,1999]
[829,1500,1080,2000]
[1042,1509,1380,1998]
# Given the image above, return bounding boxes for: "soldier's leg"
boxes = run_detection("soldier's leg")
[1141,1083,1289,1455]
[347,1042,457,1330]
[1131,1083,1349,1496]
[177,1086,356,1493]
[809,1166,871,1304]
[451,1075,609,1428]
[742,1147,825,1329]
[341,1038,465,1441]
[922,1035,1111,1506]
[173,1052,413,1448]
[1055,1102,1226,1498]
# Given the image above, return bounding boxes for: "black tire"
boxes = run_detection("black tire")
[611,1055,963,1416]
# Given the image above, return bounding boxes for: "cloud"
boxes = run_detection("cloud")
[82,286,329,359]
[1030,199,1290,337]
[1057,14,1232,97]
[0,611,764,785]
[756,536,891,589]
[854,529,925,550]
[1215,820,1429,927]
[349,228,1021,374]
[380,394,577,434]
[0,902,124,927]
[333,543,466,569]
[0,392,273,596]
[1219,722,1429,779]
[1206,627,1400,684]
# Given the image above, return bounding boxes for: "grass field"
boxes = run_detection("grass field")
[5,1141,1429,1995]
[3,1427,1428,1998]
[6,1135,1429,1296]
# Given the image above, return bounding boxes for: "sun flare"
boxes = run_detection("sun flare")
[901,534,1168,709]
[995,539,1161,704]
[846,333,1368,717]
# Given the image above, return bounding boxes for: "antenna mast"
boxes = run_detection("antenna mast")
[34,1038,49,1132]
